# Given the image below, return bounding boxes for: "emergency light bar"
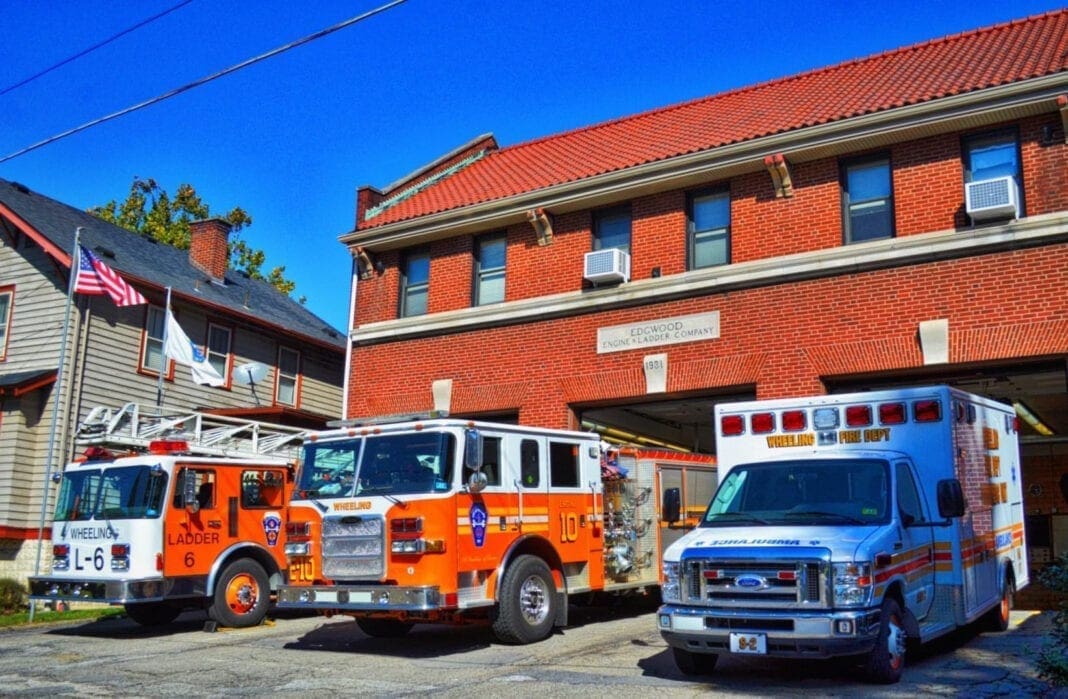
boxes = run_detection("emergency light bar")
[720,398,950,437]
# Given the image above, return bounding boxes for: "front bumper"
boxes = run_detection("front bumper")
[28,575,180,604]
[277,584,441,611]
[657,604,881,659]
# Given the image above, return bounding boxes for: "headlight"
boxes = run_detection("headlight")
[661,560,681,603]
[833,561,873,607]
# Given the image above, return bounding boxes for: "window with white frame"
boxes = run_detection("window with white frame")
[206,323,232,385]
[842,154,894,243]
[688,189,730,269]
[474,233,506,305]
[400,249,430,317]
[141,305,166,373]
[276,346,300,406]
[0,287,12,360]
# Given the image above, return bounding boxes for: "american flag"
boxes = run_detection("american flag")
[73,245,147,306]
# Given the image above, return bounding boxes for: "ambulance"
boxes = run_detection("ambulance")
[657,386,1027,684]
[29,404,302,628]
[277,416,715,643]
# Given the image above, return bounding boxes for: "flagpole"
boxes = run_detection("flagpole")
[30,227,82,621]
[156,286,171,409]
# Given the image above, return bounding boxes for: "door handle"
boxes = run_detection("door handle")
[208,520,222,529]
[893,542,903,550]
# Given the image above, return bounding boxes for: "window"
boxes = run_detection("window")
[140,305,166,374]
[470,435,502,486]
[0,287,12,360]
[688,189,730,269]
[474,233,506,305]
[206,323,232,385]
[276,347,300,406]
[593,207,631,254]
[400,249,430,317]
[241,469,286,509]
[842,154,893,243]
[964,129,1021,187]
[520,439,540,488]
[895,462,927,524]
[549,441,579,488]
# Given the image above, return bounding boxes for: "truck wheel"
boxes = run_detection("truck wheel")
[984,570,1014,632]
[210,559,269,628]
[124,601,181,626]
[864,598,906,684]
[492,555,556,644]
[672,647,718,676]
[356,618,414,638]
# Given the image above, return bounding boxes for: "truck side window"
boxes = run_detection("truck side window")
[895,461,926,524]
[173,468,216,509]
[549,441,580,487]
[468,436,501,486]
[520,439,540,487]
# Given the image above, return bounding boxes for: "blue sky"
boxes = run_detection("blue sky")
[2,1,1063,331]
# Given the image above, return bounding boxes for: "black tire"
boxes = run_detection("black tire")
[209,558,270,628]
[492,555,556,644]
[672,647,719,676]
[984,570,1014,632]
[864,598,906,684]
[124,601,181,626]
[356,617,414,638]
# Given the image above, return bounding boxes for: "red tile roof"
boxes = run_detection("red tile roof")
[360,10,1068,230]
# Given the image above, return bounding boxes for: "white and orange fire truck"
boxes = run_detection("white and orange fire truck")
[658,386,1028,683]
[29,403,305,628]
[277,416,715,643]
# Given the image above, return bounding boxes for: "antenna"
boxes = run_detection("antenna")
[233,362,268,406]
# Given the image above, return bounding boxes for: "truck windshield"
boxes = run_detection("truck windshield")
[294,431,455,500]
[703,459,889,526]
[53,465,169,521]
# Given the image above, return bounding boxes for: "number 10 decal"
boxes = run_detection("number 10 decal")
[559,512,579,542]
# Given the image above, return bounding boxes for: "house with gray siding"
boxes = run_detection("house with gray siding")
[0,178,346,581]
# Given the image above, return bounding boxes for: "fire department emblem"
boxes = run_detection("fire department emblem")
[262,512,282,546]
[470,502,488,547]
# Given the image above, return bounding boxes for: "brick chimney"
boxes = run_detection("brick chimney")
[188,218,231,282]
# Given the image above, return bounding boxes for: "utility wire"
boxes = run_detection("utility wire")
[0,0,196,97]
[1,0,407,164]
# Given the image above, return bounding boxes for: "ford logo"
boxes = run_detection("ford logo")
[735,575,767,589]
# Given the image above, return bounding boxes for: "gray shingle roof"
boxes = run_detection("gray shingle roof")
[0,178,345,350]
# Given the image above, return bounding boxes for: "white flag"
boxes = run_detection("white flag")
[165,310,226,387]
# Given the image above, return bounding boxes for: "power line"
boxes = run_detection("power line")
[0,0,407,165]
[0,0,196,97]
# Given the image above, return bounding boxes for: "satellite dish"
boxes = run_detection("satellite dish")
[233,362,268,386]
[233,362,268,406]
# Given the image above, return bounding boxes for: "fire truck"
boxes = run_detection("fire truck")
[277,416,715,643]
[29,403,306,628]
[657,386,1028,683]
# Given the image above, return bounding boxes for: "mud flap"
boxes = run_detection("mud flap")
[554,591,568,627]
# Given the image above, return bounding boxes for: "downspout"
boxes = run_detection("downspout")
[341,252,358,420]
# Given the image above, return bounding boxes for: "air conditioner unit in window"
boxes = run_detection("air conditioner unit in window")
[583,248,630,284]
[965,176,1019,222]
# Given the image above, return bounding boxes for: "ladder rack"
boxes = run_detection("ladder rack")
[75,403,309,461]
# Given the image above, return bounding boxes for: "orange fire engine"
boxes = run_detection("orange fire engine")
[278,416,715,642]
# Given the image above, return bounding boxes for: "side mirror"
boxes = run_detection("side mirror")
[937,478,965,519]
[662,487,681,524]
[467,471,488,494]
[182,469,200,513]
[464,429,483,471]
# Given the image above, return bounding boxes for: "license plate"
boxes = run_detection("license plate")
[729,632,766,654]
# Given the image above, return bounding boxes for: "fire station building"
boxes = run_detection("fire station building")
[341,11,1068,591]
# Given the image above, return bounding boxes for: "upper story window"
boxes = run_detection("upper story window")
[593,207,631,254]
[140,305,167,374]
[400,249,430,317]
[842,154,893,243]
[0,287,12,360]
[474,233,506,306]
[688,189,730,269]
[206,323,232,386]
[964,129,1021,188]
[276,346,300,407]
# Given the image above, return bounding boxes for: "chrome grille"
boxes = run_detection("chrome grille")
[321,515,385,580]
[683,557,828,608]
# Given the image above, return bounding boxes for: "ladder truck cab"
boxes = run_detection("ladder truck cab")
[658,386,1028,684]
[29,403,304,628]
[278,416,716,643]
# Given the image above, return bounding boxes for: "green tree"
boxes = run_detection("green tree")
[89,177,298,297]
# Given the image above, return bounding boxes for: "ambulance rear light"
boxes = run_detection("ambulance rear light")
[720,415,745,436]
[813,407,839,429]
[751,413,775,434]
[879,402,906,425]
[111,544,130,571]
[781,410,806,432]
[52,544,70,571]
[148,439,188,454]
[845,405,873,427]
[913,399,942,422]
